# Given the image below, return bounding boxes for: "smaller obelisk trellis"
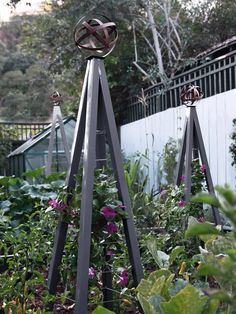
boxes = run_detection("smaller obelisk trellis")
[45,91,70,175]
[47,16,143,314]
[175,85,221,226]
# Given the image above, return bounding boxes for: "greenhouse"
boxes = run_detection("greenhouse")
[7,116,76,176]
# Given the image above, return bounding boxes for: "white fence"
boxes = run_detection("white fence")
[120,89,236,192]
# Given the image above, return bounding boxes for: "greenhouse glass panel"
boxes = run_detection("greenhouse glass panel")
[7,117,76,176]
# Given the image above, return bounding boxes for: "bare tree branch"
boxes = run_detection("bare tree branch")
[133,61,156,85]
[146,0,164,75]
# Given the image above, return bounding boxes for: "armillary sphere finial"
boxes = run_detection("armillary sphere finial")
[74,15,118,58]
[181,85,203,106]
[50,91,63,106]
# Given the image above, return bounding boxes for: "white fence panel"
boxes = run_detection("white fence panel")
[120,89,236,191]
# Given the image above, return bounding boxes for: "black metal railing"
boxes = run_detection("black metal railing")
[0,122,49,142]
[117,49,236,125]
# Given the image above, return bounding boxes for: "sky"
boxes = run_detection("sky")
[0,0,44,22]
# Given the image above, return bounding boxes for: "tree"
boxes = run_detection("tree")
[131,0,187,85]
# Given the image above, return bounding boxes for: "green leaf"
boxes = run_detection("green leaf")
[150,276,166,296]
[92,305,115,314]
[196,264,223,277]
[185,223,220,238]
[148,269,171,285]
[0,200,11,211]
[191,193,220,208]
[146,239,170,268]
[216,185,236,206]
[136,279,153,297]
[149,295,165,313]
[203,298,219,314]
[169,279,188,296]
[137,293,156,314]
[160,284,208,314]
[169,246,185,264]
[23,167,45,178]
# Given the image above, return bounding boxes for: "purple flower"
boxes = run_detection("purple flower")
[48,199,67,211]
[200,164,206,172]
[117,270,129,286]
[105,222,118,234]
[101,206,117,220]
[88,267,96,279]
[178,200,187,207]
[180,175,186,183]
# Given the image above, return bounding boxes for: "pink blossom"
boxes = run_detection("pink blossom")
[200,164,206,172]
[48,199,67,211]
[178,200,187,207]
[101,206,117,220]
[117,270,129,286]
[105,222,118,234]
[180,175,186,183]
[88,267,96,279]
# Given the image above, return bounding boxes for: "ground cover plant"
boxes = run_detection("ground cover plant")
[0,159,234,313]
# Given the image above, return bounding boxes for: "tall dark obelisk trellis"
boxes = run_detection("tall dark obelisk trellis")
[47,16,143,313]
[175,85,221,225]
[45,91,70,175]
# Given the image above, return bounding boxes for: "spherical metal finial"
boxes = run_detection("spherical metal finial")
[74,15,118,58]
[181,85,203,106]
[50,91,62,106]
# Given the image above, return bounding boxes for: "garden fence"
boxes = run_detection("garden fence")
[117,49,236,125]
[0,121,49,143]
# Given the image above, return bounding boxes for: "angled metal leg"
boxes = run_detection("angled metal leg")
[96,92,113,310]
[175,119,187,186]
[99,60,143,286]
[184,107,194,201]
[66,61,90,188]
[45,111,57,176]
[192,108,221,225]
[47,62,89,294]
[75,59,100,314]
[56,112,70,164]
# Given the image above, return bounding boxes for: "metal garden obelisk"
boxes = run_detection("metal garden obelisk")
[175,85,221,225]
[45,91,70,175]
[47,16,143,313]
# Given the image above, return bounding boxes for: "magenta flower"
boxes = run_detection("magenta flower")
[200,164,206,172]
[48,199,67,211]
[180,175,186,183]
[88,267,96,279]
[101,206,117,220]
[117,270,129,286]
[105,222,118,234]
[178,200,187,207]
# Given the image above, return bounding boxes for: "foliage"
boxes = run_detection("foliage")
[0,124,16,174]
[0,210,56,313]
[124,152,149,196]
[0,169,67,312]
[156,137,178,187]
[136,268,217,314]
[229,118,236,166]
[183,0,236,57]
[0,170,64,228]
[185,185,236,312]
[2,0,236,121]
